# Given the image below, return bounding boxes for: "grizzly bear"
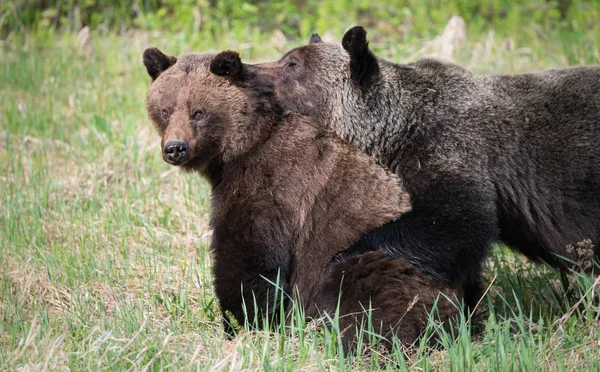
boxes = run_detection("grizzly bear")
[142,48,460,348]
[247,28,600,307]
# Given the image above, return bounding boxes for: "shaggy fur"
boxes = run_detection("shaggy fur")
[142,49,460,347]
[246,27,600,307]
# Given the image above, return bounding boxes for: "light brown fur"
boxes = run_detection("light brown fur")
[143,49,461,348]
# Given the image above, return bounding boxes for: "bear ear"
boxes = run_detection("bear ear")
[341,26,381,88]
[309,33,322,44]
[143,47,177,81]
[210,50,246,83]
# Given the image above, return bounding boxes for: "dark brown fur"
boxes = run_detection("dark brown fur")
[143,49,461,348]
[245,29,600,307]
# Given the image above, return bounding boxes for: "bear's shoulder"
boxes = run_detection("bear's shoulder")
[410,57,471,76]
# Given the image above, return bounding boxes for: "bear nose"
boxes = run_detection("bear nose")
[163,141,189,165]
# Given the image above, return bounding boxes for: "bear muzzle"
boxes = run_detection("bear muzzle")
[163,141,189,165]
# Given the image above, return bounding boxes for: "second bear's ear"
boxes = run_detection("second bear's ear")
[143,47,177,81]
[309,33,322,44]
[210,51,247,84]
[342,26,381,88]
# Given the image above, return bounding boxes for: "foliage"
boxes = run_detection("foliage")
[2,0,600,42]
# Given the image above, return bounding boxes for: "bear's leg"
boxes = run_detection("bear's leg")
[214,261,290,338]
[320,250,461,351]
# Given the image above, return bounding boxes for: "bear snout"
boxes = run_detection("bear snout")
[163,141,189,165]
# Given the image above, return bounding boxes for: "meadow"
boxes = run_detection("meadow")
[1,1,600,370]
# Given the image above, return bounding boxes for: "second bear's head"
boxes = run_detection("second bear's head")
[247,27,381,120]
[143,49,283,174]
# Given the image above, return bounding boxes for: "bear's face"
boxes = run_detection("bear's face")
[249,27,380,119]
[250,41,350,119]
[244,27,385,154]
[143,49,275,173]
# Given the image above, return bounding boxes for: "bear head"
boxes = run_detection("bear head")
[244,27,386,154]
[143,48,282,175]
[249,26,380,116]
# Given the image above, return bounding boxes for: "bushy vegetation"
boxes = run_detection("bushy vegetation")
[1,1,599,370]
[3,0,599,41]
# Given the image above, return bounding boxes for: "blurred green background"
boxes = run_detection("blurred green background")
[3,1,598,56]
[3,0,598,39]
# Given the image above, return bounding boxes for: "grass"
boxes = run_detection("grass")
[1,18,600,370]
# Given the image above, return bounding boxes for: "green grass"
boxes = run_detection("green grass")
[1,17,600,370]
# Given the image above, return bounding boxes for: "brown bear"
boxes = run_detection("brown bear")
[245,28,600,308]
[142,48,461,348]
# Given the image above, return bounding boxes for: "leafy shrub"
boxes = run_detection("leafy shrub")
[2,0,599,42]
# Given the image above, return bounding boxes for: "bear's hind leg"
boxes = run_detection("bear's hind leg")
[319,250,462,351]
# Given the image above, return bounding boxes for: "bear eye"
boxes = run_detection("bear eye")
[286,60,297,69]
[191,110,206,121]
[160,108,170,120]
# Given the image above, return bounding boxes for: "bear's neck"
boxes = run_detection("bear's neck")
[202,108,284,186]
[207,115,324,224]
[199,158,225,187]
[328,60,474,171]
